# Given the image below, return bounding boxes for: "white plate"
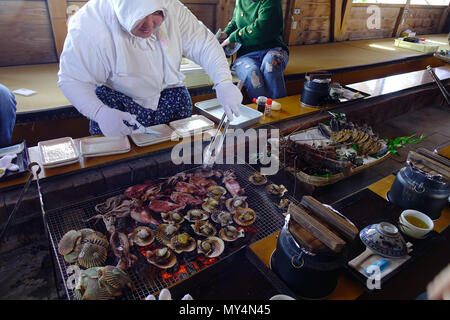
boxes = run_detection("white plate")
[80,136,131,157]
[169,115,215,137]
[130,124,177,147]
[38,137,79,168]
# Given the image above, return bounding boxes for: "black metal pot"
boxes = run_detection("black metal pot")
[270,220,343,299]
[388,165,450,220]
[300,80,330,108]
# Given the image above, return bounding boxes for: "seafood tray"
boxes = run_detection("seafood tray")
[45,163,299,300]
[195,98,263,129]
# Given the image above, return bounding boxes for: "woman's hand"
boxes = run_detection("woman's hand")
[215,80,242,121]
[94,106,145,136]
[427,264,450,300]
[221,37,231,48]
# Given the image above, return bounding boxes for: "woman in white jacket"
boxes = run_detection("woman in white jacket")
[58,0,242,136]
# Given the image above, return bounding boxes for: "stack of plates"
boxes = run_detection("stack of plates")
[79,136,131,157]
[130,124,177,147]
[169,114,215,137]
[38,137,80,168]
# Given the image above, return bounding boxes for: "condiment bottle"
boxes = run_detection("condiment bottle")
[253,96,267,113]
[264,98,272,117]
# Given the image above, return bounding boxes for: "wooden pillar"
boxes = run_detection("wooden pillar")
[436,4,450,34]
[47,0,68,59]
[392,0,410,38]
[336,0,352,41]
[332,0,343,42]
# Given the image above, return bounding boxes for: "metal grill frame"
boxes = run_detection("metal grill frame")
[46,163,301,300]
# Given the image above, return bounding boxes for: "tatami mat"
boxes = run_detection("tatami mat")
[0,34,448,113]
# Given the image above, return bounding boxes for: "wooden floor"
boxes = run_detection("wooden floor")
[0,34,448,114]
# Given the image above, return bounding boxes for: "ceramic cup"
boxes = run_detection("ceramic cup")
[398,209,434,239]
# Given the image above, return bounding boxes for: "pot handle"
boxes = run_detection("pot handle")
[348,247,374,269]
[291,252,305,269]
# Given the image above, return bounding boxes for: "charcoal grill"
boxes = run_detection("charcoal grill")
[46,163,300,300]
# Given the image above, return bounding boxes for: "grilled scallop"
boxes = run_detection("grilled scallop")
[197,237,225,258]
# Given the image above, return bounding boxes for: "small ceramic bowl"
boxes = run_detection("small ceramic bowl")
[398,209,434,239]
[359,222,407,258]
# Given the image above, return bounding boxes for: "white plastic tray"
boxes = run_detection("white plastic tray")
[195,98,263,129]
[130,124,178,147]
[169,114,215,137]
[38,137,79,168]
[79,136,131,157]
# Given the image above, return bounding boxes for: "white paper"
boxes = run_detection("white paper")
[13,88,37,96]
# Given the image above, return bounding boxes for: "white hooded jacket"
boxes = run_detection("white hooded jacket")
[58,0,231,120]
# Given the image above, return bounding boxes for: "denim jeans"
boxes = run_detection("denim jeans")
[232,47,289,100]
[0,84,17,147]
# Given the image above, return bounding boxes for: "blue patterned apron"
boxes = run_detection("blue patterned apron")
[90,85,193,135]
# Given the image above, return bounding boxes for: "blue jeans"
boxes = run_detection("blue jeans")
[233,47,289,100]
[0,84,17,147]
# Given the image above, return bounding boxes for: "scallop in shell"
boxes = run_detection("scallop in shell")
[169,233,196,254]
[156,223,180,246]
[225,196,248,213]
[197,236,225,258]
[206,185,227,199]
[161,211,185,225]
[129,226,155,247]
[211,211,233,226]
[248,172,267,185]
[82,230,109,248]
[77,241,108,268]
[202,197,221,213]
[146,247,177,269]
[58,230,82,256]
[191,220,217,237]
[265,184,287,197]
[185,209,209,222]
[233,207,257,226]
[97,265,134,297]
[219,225,245,242]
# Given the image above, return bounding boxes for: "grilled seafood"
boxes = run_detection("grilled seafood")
[75,267,113,300]
[94,195,126,214]
[156,223,180,246]
[110,231,137,271]
[148,200,185,213]
[58,229,108,268]
[265,184,287,197]
[197,237,225,258]
[170,192,203,206]
[222,170,245,197]
[161,211,185,225]
[206,185,227,199]
[211,211,233,226]
[130,206,159,225]
[146,247,177,269]
[278,198,290,209]
[141,183,163,201]
[128,226,155,247]
[185,209,209,222]
[219,225,245,242]
[202,197,221,213]
[248,172,267,185]
[191,220,217,237]
[170,233,196,254]
[97,265,134,297]
[124,184,148,199]
[174,181,206,196]
[233,207,257,226]
[189,176,217,188]
[225,196,248,213]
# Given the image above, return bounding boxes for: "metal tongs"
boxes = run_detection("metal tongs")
[203,113,230,168]
[426,65,450,106]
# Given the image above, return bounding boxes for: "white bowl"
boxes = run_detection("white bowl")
[399,209,434,239]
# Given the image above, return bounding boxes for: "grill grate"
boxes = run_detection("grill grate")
[46,163,300,300]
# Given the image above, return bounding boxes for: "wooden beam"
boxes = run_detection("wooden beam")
[337,0,352,41]
[332,0,343,42]
[393,0,410,38]
[46,0,68,60]
[436,4,450,34]
[283,0,295,44]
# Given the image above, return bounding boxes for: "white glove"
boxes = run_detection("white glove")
[0,154,19,178]
[93,106,146,136]
[215,80,242,121]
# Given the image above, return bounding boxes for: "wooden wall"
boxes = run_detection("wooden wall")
[0,0,448,67]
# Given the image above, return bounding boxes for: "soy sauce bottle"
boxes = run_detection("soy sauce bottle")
[253,96,267,113]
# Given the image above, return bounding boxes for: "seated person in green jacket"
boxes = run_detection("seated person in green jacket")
[220,0,289,100]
